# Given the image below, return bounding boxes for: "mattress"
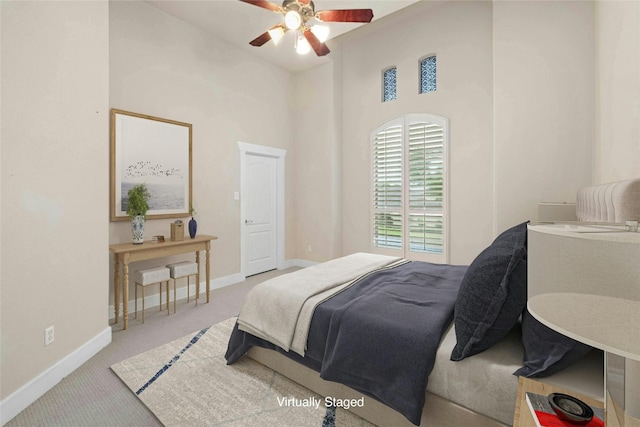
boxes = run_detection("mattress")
[427,324,522,425]
[428,322,604,426]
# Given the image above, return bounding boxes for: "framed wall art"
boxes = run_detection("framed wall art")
[110,109,192,221]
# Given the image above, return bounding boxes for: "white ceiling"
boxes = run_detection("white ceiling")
[145,0,421,73]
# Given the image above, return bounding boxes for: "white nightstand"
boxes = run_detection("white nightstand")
[527,223,640,427]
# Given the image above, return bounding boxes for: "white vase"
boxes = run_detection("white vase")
[131,215,145,244]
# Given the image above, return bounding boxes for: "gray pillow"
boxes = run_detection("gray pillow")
[451,221,529,361]
[514,308,592,377]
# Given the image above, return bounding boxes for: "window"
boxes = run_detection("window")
[420,56,437,93]
[382,67,397,102]
[372,114,448,262]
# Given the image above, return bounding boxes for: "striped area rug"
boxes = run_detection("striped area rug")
[111,317,374,427]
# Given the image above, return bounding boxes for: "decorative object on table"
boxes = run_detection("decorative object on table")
[548,393,594,424]
[126,183,150,244]
[151,235,165,243]
[525,391,603,427]
[188,206,197,238]
[110,109,192,222]
[170,220,184,241]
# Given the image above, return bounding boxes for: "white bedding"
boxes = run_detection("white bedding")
[237,252,402,354]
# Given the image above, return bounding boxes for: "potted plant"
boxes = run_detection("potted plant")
[126,183,151,244]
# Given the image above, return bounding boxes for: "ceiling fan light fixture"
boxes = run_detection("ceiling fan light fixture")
[310,24,329,43]
[242,0,373,57]
[268,27,285,45]
[295,33,311,55]
[284,10,302,30]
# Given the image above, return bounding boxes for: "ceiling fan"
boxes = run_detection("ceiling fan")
[240,0,374,56]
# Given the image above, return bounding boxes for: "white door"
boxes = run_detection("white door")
[244,154,277,276]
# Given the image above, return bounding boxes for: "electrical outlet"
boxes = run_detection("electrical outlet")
[307,245,312,253]
[44,326,54,346]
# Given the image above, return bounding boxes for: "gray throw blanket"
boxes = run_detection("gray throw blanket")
[237,252,402,353]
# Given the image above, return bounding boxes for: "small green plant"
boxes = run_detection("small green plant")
[126,183,151,219]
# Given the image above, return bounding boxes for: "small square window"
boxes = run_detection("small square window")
[383,67,397,102]
[420,56,436,93]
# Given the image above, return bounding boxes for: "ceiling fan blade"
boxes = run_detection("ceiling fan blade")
[304,30,330,57]
[316,9,374,23]
[239,0,281,12]
[249,31,272,47]
[249,24,286,47]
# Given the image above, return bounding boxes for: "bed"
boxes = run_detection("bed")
[225,178,640,427]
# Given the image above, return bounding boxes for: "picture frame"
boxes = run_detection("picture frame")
[110,109,192,222]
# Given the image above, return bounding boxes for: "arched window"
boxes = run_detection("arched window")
[371,113,448,262]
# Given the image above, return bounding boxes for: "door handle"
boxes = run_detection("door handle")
[245,219,253,225]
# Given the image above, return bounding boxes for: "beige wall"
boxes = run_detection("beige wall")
[339,0,495,264]
[1,0,110,401]
[297,0,600,264]
[108,1,295,304]
[595,0,640,183]
[292,62,343,262]
[493,0,595,230]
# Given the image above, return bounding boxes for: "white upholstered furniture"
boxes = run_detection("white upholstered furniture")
[166,261,199,312]
[576,178,640,223]
[134,266,171,323]
[528,221,640,426]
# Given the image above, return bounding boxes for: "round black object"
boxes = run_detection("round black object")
[548,393,594,424]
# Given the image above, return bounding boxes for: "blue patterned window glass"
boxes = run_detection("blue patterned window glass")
[383,67,397,102]
[420,56,437,93]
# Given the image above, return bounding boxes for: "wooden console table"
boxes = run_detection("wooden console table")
[109,235,218,330]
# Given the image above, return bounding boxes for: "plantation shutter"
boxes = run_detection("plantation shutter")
[372,114,447,261]
[408,120,444,254]
[373,121,403,249]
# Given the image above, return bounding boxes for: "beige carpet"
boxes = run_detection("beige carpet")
[111,317,374,427]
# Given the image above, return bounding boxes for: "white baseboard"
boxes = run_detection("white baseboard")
[280,258,318,269]
[3,262,316,425]
[108,272,245,319]
[107,264,322,318]
[210,272,245,290]
[0,327,112,426]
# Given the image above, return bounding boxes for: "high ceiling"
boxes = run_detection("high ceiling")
[145,0,421,73]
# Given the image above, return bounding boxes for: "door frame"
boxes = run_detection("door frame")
[238,141,286,278]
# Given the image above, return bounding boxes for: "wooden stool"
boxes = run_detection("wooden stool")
[134,266,170,323]
[166,261,199,313]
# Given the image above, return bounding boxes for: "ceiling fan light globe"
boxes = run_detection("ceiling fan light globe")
[310,24,329,43]
[268,27,285,45]
[284,10,302,30]
[295,34,311,55]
